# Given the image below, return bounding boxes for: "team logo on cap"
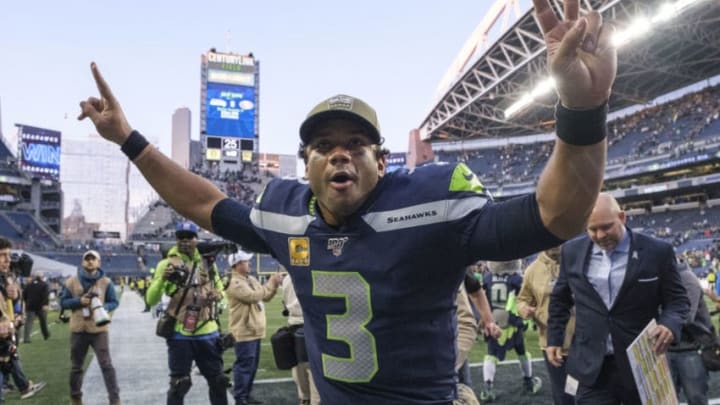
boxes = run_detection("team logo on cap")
[327,237,349,257]
[289,237,310,266]
[327,95,354,111]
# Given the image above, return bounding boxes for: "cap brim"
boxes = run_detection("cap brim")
[175,231,198,237]
[299,110,380,145]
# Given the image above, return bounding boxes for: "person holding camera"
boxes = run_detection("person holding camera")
[60,249,120,405]
[0,237,46,401]
[226,249,283,405]
[146,221,228,405]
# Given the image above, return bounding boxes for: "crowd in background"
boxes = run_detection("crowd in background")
[437,84,720,186]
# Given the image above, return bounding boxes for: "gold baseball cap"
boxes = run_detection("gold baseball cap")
[299,94,381,144]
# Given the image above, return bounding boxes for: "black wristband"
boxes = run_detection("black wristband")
[555,102,608,146]
[120,130,150,160]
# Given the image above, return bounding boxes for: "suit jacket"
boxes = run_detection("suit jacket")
[547,228,689,387]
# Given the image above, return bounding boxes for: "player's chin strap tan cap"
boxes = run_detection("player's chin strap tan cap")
[299,94,382,144]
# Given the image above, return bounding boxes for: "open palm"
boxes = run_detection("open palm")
[533,0,617,109]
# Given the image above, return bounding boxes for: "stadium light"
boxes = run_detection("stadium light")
[653,0,703,23]
[654,3,679,23]
[504,94,534,118]
[612,16,651,48]
[530,77,556,98]
[504,77,556,118]
[504,0,705,119]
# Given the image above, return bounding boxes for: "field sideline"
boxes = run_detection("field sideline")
[10,290,720,404]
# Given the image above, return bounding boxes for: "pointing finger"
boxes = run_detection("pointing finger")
[533,0,559,34]
[90,62,118,106]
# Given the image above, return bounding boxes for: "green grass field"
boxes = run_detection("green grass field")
[11,292,540,404]
[6,310,91,405]
[222,297,542,379]
[12,296,720,405]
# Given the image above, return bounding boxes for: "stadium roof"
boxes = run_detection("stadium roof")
[419,0,720,142]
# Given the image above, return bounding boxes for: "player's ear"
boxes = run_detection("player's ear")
[376,148,387,176]
[298,143,309,164]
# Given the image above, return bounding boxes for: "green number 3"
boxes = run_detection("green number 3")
[312,271,379,383]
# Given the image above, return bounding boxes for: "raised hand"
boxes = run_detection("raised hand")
[532,0,617,109]
[270,272,285,287]
[78,62,133,145]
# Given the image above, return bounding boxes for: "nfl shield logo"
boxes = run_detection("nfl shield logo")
[327,237,349,257]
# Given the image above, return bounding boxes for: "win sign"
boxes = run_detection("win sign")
[17,124,61,180]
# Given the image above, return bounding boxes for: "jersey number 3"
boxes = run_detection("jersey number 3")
[312,271,379,383]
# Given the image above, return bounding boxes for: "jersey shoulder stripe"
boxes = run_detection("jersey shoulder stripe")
[362,196,487,232]
[251,163,490,235]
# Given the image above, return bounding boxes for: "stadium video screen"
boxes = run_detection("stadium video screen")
[17,124,61,180]
[205,83,256,138]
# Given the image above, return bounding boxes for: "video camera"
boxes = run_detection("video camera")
[219,332,236,352]
[9,252,33,278]
[0,336,18,372]
[0,252,33,297]
[197,241,237,259]
[197,241,238,269]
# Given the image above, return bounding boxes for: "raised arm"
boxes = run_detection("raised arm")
[532,0,617,239]
[78,63,226,231]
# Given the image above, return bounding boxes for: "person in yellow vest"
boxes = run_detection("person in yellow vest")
[707,268,716,293]
[60,249,120,405]
[0,237,46,401]
[146,221,227,405]
[136,277,150,313]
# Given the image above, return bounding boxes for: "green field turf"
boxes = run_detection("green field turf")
[12,293,720,404]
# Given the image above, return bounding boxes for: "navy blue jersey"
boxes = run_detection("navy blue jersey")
[211,162,561,404]
[484,272,524,327]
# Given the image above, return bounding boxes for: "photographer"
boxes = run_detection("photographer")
[60,249,120,405]
[0,237,45,401]
[226,250,282,405]
[146,221,228,405]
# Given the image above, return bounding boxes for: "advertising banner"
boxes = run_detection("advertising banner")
[17,125,61,180]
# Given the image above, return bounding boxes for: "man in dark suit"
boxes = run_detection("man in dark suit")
[547,193,689,404]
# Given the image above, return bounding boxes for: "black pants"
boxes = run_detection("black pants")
[542,351,576,405]
[576,355,641,405]
[24,309,49,341]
